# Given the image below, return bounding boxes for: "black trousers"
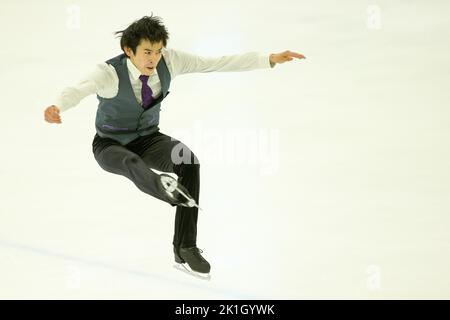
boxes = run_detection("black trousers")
[92,131,200,248]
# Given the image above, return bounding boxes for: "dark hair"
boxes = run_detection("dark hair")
[114,14,169,55]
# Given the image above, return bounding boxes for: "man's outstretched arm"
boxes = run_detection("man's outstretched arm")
[43,63,116,124]
[163,48,306,78]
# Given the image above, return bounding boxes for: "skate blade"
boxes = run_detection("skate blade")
[161,176,203,211]
[173,263,211,281]
[176,188,203,211]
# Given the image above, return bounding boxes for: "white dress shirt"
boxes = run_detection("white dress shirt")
[54,48,273,113]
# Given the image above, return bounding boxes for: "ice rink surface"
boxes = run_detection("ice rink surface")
[1,0,449,299]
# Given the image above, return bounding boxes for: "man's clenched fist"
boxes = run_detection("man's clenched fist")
[44,105,62,124]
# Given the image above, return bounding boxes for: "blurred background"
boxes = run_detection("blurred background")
[0,0,449,299]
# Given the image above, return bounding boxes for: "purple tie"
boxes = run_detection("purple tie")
[139,75,153,108]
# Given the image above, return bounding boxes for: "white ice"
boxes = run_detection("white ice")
[1,0,450,299]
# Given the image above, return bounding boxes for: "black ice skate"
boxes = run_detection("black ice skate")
[159,173,202,210]
[173,246,211,281]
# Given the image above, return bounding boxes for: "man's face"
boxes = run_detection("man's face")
[124,39,163,76]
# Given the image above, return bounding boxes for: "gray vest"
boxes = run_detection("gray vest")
[95,53,171,145]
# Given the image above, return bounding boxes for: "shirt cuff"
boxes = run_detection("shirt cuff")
[53,98,69,113]
[257,53,273,69]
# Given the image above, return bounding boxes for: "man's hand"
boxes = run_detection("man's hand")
[269,50,305,67]
[44,105,62,124]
